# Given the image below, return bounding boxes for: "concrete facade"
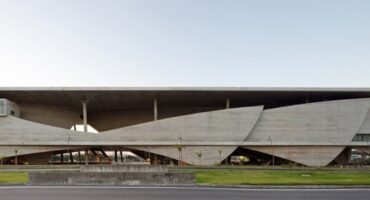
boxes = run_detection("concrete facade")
[1,87,370,166]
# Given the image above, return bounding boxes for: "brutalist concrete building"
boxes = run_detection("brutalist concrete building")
[1,87,370,166]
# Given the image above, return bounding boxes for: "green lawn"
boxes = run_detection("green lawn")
[196,170,370,185]
[0,172,28,184]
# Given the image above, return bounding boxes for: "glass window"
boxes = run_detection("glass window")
[352,134,370,142]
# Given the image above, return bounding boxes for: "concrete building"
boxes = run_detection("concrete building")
[1,87,370,166]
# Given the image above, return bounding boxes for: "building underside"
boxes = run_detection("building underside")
[1,87,370,166]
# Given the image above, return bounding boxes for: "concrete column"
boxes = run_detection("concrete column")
[82,101,89,165]
[120,150,123,162]
[154,98,158,121]
[78,151,81,164]
[226,98,230,109]
[85,149,88,165]
[82,101,88,133]
[61,153,64,164]
[69,151,74,164]
[114,149,118,162]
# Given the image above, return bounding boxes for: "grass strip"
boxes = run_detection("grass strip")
[196,169,370,185]
[0,172,29,184]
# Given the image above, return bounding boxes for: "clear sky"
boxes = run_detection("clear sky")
[0,0,369,87]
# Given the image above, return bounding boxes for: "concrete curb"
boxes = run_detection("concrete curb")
[0,183,27,186]
[196,184,370,189]
[2,184,370,189]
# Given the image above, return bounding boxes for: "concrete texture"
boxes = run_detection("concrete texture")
[28,172,195,186]
[0,145,73,158]
[20,104,81,129]
[80,165,168,173]
[0,115,92,146]
[95,106,262,165]
[132,146,236,165]
[359,110,370,134]
[101,106,263,143]
[2,87,370,167]
[245,146,346,166]
[247,99,370,143]
[89,107,220,132]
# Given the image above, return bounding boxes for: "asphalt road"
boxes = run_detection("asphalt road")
[0,186,369,200]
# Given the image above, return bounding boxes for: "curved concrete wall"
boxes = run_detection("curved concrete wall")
[0,106,263,165]
[101,106,263,143]
[246,99,370,143]
[0,146,68,157]
[96,106,263,165]
[1,98,370,166]
[20,104,80,129]
[245,146,345,166]
[89,107,220,132]
[358,110,370,134]
[132,146,235,165]
[0,116,85,145]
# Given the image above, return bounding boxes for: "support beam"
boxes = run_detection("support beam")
[154,98,158,121]
[100,150,109,158]
[91,150,100,164]
[61,153,64,164]
[226,98,230,109]
[82,101,88,133]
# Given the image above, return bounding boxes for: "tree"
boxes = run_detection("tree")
[195,151,202,166]
[217,149,222,164]
[174,144,185,166]
[14,149,18,166]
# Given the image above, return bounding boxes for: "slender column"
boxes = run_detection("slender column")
[82,101,89,165]
[69,151,74,164]
[120,150,123,162]
[61,153,64,164]
[226,98,230,109]
[78,151,81,164]
[85,149,89,165]
[82,101,88,133]
[114,149,118,162]
[154,98,158,121]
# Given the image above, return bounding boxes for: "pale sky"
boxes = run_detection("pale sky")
[0,0,369,87]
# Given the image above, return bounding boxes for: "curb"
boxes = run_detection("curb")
[196,184,370,189]
[1,184,370,189]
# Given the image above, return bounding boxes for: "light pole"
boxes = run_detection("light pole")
[367,135,369,165]
[176,136,184,166]
[67,133,72,164]
[268,136,275,166]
